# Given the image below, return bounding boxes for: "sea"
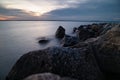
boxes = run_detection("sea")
[0,21,108,80]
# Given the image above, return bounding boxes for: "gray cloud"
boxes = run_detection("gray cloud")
[0,0,120,21]
[41,0,120,21]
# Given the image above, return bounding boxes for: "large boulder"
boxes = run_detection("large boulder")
[77,27,95,41]
[94,24,120,72]
[92,24,120,80]
[61,35,79,47]
[55,26,65,38]
[6,47,103,80]
[23,73,77,80]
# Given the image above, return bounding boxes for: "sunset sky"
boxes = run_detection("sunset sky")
[0,0,120,21]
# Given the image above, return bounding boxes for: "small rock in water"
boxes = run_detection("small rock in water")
[38,37,50,44]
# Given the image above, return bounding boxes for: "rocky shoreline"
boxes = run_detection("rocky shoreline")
[6,23,120,80]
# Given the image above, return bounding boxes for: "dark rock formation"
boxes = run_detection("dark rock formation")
[92,24,120,80]
[38,37,50,44]
[70,24,120,80]
[55,26,65,38]
[100,23,113,35]
[76,27,95,41]
[6,50,52,80]
[73,27,77,33]
[61,35,79,47]
[73,24,120,80]
[23,73,77,80]
[6,47,103,80]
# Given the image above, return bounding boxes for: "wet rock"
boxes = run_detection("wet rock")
[77,28,95,41]
[73,27,77,33]
[6,47,103,80]
[100,23,113,35]
[92,24,120,80]
[94,24,120,72]
[91,24,101,36]
[23,73,77,80]
[38,37,50,44]
[55,26,65,38]
[61,35,79,47]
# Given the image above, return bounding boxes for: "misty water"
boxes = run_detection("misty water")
[0,21,98,79]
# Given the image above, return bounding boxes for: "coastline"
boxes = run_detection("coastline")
[6,22,120,80]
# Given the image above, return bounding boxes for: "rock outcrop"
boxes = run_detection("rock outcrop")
[6,47,103,80]
[72,24,120,80]
[76,25,95,41]
[55,26,65,38]
[61,35,79,47]
[23,73,77,80]
[92,24,120,80]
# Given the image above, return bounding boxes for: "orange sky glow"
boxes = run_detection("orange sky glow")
[0,15,16,20]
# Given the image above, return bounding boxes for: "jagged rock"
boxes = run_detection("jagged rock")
[70,24,120,80]
[23,73,77,80]
[61,35,79,47]
[94,24,120,72]
[92,24,120,80]
[55,26,65,38]
[73,27,77,33]
[100,23,113,35]
[76,28,95,41]
[6,47,103,80]
[70,37,99,48]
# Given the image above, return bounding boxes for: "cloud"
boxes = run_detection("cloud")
[0,6,44,20]
[0,0,120,21]
[41,0,120,21]
[0,0,88,15]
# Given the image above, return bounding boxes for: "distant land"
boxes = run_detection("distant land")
[0,20,119,23]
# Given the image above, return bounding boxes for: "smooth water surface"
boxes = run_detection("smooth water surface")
[0,21,95,79]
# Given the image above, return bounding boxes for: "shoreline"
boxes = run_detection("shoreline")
[4,22,120,80]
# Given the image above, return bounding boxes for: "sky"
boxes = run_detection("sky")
[0,0,120,21]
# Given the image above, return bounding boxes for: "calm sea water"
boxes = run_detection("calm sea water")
[0,21,97,79]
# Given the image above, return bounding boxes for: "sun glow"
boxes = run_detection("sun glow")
[0,15,15,20]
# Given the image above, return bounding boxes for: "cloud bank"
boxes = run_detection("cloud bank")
[0,0,120,21]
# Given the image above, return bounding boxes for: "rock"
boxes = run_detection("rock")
[92,24,120,80]
[55,26,65,38]
[70,37,100,48]
[73,27,77,33]
[100,23,113,35]
[6,47,103,80]
[6,50,52,80]
[76,28,95,41]
[23,73,77,80]
[91,24,101,36]
[61,35,79,47]
[70,24,120,80]
[38,37,50,44]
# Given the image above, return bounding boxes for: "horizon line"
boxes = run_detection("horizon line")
[0,20,120,22]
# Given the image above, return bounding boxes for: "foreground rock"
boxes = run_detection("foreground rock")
[6,47,103,80]
[93,24,120,80]
[72,24,120,80]
[55,26,65,38]
[23,73,77,80]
